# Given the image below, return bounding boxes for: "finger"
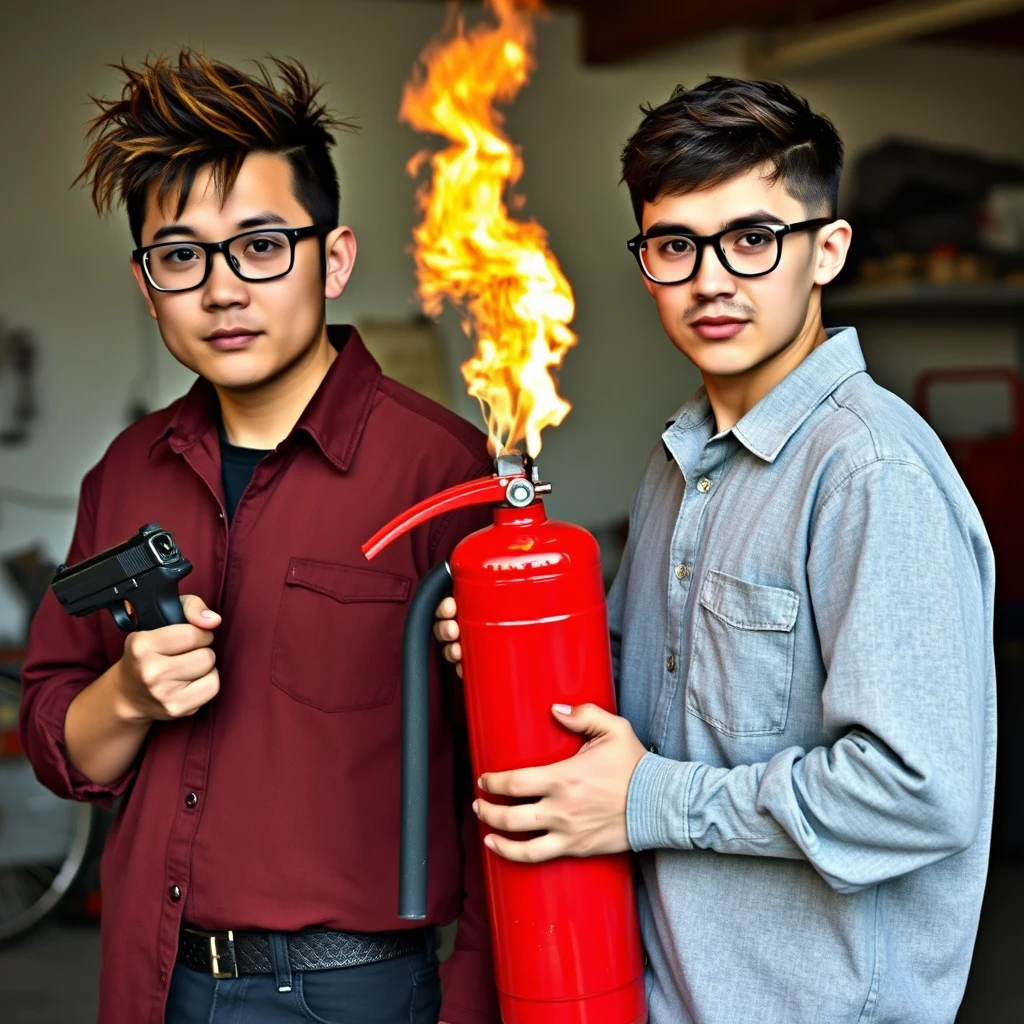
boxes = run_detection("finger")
[142,647,217,698]
[169,646,218,684]
[474,798,550,834]
[433,618,460,643]
[552,702,618,738]
[482,831,564,864]
[442,642,462,665]
[163,669,220,717]
[479,765,556,799]
[129,621,214,659]
[180,594,222,629]
[435,597,458,620]
[145,623,217,656]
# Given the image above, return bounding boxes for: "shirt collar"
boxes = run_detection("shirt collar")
[149,324,382,471]
[663,326,866,465]
[731,327,865,463]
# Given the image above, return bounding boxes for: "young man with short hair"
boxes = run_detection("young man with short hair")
[437,77,995,1023]
[20,52,498,1024]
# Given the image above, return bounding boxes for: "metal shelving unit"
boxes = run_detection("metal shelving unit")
[824,282,1024,315]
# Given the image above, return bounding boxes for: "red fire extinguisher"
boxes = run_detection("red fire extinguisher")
[363,452,647,1024]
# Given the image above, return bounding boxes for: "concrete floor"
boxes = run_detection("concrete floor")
[0,861,1021,1022]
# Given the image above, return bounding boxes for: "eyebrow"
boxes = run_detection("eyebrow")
[150,211,288,242]
[645,210,785,235]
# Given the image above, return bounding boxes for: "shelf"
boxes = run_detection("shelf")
[824,282,1024,315]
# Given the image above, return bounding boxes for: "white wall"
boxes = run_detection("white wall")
[0,0,1022,640]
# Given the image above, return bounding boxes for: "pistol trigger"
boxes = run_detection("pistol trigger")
[110,602,135,633]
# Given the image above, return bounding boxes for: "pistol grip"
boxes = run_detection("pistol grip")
[111,562,193,631]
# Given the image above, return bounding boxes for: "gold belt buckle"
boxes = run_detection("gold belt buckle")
[209,930,237,979]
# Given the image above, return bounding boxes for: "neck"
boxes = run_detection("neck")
[703,300,827,434]
[216,326,337,449]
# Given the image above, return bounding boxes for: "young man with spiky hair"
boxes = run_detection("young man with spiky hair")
[20,52,499,1024]
[437,78,995,1022]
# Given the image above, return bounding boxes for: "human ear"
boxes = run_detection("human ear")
[129,256,159,319]
[814,220,852,287]
[323,226,357,300]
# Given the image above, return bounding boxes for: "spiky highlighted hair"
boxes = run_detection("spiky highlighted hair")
[76,50,356,244]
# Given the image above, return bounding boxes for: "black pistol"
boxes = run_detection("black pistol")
[52,523,192,632]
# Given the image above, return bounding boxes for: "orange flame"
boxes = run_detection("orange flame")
[400,0,575,458]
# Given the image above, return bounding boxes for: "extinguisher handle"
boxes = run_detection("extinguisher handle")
[362,473,522,560]
[399,559,454,921]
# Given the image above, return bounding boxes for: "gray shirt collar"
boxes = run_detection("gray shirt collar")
[664,326,866,465]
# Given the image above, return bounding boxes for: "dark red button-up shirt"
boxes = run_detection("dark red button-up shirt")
[20,325,499,1024]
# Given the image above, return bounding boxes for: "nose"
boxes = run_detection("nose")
[690,241,736,300]
[202,250,249,310]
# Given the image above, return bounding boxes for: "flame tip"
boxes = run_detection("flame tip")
[406,0,572,457]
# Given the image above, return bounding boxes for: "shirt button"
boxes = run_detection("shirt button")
[697,477,712,494]
[185,792,198,808]
[667,653,677,673]
[169,884,182,902]
[674,562,690,581]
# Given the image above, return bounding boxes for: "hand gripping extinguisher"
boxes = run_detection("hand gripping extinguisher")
[363,452,647,1024]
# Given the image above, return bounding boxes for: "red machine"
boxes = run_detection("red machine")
[363,452,647,1024]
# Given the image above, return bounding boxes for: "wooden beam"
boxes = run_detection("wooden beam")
[579,0,800,65]
[747,0,1024,73]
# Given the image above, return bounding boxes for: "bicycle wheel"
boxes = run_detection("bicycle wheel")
[0,671,96,943]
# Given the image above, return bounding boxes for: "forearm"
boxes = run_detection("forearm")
[627,729,982,892]
[64,661,151,786]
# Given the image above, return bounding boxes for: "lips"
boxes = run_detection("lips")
[690,316,748,340]
[204,328,262,351]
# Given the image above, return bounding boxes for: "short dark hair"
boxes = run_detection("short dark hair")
[621,77,843,227]
[76,50,356,245]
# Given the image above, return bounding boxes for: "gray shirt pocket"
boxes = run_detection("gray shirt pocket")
[687,569,799,736]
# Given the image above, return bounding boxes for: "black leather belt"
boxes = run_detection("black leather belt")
[178,924,426,979]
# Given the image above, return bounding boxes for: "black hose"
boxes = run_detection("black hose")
[399,560,453,920]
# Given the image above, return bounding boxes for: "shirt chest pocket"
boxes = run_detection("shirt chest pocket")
[687,570,799,737]
[271,558,411,713]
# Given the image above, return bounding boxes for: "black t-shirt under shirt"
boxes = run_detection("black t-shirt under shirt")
[218,429,271,523]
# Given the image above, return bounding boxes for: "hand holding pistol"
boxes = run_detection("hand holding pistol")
[53,523,221,723]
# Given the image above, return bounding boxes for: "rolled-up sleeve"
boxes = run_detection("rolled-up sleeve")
[627,458,994,892]
[18,464,136,805]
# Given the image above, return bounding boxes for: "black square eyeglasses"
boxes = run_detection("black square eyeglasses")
[132,224,333,293]
[626,218,832,285]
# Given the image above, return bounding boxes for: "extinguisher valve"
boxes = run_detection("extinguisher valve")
[495,450,530,478]
[495,451,552,507]
[505,478,535,507]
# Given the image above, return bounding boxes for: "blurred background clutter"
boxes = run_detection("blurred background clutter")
[1,1,1023,1021]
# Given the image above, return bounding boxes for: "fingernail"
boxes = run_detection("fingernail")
[200,610,218,621]
[477,776,487,792]
[472,800,480,816]
[553,703,572,715]
[483,836,496,851]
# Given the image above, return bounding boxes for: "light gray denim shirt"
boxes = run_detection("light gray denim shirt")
[611,327,996,1024]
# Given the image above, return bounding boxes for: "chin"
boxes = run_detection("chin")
[192,345,276,382]
[206,367,277,392]
[676,340,756,377]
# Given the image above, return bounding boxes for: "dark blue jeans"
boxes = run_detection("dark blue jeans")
[164,930,441,1023]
